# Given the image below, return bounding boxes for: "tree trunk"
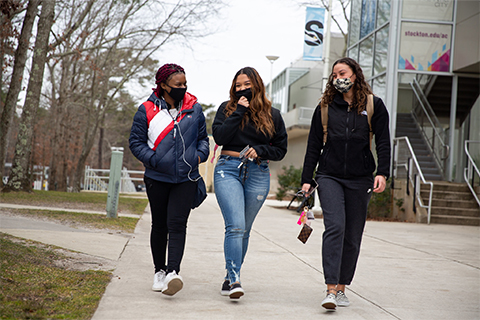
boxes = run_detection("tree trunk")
[0,0,39,188]
[3,0,55,192]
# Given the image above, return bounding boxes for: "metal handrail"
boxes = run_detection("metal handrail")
[410,78,450,171]
[393,136,434,224]
[464,140,480,207]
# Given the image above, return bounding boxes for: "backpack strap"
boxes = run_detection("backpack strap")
[320,101,328,145]
[367,94,374,150]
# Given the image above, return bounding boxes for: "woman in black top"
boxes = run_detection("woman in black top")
[301,57,391,311]
[212,67,287,299]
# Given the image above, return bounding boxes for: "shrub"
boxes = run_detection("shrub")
[276,165,302,200]
[367,179,392,219]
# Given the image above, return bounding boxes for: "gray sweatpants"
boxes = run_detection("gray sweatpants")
[317,174,374,285]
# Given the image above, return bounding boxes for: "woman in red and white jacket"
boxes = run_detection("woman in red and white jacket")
[129,63,209,296]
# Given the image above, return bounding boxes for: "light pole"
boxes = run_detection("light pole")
[266,55,279,101]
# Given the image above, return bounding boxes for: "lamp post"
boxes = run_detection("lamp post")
[266,55,279,101]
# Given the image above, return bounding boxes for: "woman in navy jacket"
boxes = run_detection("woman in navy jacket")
[129,63,209,296]
[301,57,391,311]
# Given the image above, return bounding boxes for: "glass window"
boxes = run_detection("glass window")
[372,75,386,101]
[374,26,389,75]
[359,35,374,78]
[349,0,362,45]
[360,0,376,39]
[348,45,359,61]
[376,0,390,27]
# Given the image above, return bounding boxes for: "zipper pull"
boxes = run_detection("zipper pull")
[174,127,176,138]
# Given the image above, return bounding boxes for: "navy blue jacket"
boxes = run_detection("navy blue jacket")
[129,91,209,183]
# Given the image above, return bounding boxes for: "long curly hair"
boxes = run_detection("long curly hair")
[154,63,185,98]
[224,67,275,137]
[320,57,372,113]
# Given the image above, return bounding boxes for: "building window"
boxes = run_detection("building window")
[376,0,390,27]
[374,26,389,75]
[372,74,386,101]
[359,35,374,78]
[349,0,362,46]
[360,0,377,39]
[348,45,359,61]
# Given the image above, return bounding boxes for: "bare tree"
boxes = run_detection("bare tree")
[46,0,225,192]
[0,0,38,187]
[3,0,55,192]
[299,0,350,57]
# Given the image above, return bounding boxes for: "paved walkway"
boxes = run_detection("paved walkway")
[1,195,479,319]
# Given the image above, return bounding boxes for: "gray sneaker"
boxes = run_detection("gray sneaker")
[336,290,350,307]
[321,292,337,311]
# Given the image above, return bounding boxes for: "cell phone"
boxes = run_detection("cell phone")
[239,145,250,159]
[306,180,318,197]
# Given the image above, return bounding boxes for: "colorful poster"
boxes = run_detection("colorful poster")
[303,7,325,61]
[399,22,452,72]
[402,0,454,22]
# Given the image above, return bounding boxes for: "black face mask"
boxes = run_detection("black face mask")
[165,84,187,103]
[235,88,253,102]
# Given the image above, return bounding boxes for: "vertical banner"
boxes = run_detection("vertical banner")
[303,6,325,61]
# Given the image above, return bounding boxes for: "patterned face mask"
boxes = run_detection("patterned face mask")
[333,77,354,93]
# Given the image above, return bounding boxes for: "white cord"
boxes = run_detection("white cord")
[176,119,200,182]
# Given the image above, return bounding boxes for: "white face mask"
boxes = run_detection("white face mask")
[333,77,354,93]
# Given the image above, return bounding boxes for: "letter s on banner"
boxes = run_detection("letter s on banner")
[303,6,325,61]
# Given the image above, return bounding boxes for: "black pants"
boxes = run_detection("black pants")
[317,174,373,285]
[144,176,196,274]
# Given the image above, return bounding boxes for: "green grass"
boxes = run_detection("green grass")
[0,233,112,320]
[7,209,140,233]
[0,190,148,215]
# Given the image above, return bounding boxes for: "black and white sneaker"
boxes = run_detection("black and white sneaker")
[220,280,230,296]
[229,282,244,299]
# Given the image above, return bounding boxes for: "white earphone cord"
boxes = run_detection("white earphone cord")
[176,119,200,182]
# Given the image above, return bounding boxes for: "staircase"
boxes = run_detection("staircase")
[426,76,480,123]
[396,113,443,181]
[420,182,480,226]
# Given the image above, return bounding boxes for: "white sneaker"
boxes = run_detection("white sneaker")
[336,290,350,307]
[321,293,337,311]
[152,270,166,292]
[162,271,183,296]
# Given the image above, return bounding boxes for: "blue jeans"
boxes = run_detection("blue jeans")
[214,155,270,284]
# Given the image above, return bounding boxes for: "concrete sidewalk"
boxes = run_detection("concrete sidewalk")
[91,194,480,320]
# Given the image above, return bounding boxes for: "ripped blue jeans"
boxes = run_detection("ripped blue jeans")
[214,155,270,284]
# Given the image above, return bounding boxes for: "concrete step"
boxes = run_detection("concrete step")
[430,206,480,217]
[424,174,443,181]
[421,190,475,201]
[421,183,470,193]
[430,198,479,209]
[430,215,480,226]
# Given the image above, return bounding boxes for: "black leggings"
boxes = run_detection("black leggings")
[144,176,196,274]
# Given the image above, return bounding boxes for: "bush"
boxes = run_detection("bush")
[276,165,302,200]
[367,179,392,219]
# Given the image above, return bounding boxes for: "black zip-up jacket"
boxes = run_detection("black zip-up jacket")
[301,93,391,184]
[212,101,287,161]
